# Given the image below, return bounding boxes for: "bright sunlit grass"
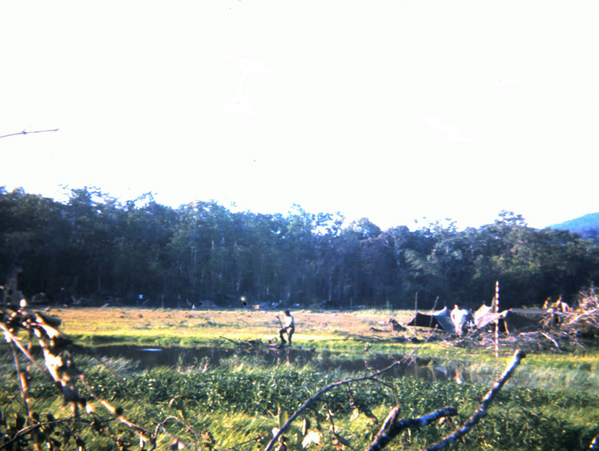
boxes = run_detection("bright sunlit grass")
[57,307,416,346]
[45,306,599,397]
[3,306,599,450]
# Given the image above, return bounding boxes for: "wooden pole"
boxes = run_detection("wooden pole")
[414,292,418,315]
[495,281,500,358]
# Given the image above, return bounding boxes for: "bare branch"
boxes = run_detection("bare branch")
[0,322,53,379]
[0,419,72,450]
[0,128,59,139]
[264,351,414,451]
[423,349,526,451]
[367,406,458,451]
[540,332,561,351]
[361,350,525,451]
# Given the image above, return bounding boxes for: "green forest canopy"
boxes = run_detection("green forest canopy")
[2,186,599,310]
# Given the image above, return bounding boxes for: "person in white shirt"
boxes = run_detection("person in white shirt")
[450,304,469,337]
[279,310,295,346]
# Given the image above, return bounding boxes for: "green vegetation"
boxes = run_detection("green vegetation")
[3,185,599,448]
[2,187,599,310]
[2,348,598,450]
[1,307,599,450]
[55,307,415,348]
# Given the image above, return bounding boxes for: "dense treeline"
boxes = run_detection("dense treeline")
[1,186,598,310]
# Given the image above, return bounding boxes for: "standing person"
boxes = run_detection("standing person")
[279,310,295,346]
[450,304,468,337]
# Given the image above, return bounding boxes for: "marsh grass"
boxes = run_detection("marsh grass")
[3,307,599,449]
[25,306,599,397]
[4,352,596,450]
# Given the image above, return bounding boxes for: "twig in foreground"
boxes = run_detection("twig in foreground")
[365,349,525,451]
[423,349,526,451]
[0,419,72,450]
[0,128,59,139]
[367,406,458,451]
[264,351,415,451]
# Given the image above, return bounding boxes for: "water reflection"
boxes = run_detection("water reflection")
[83,345,474,382]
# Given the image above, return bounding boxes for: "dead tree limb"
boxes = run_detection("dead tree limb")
[0,419,72,450]
[0,128,59,139]
[540,331,561,351]
[363,349,525,451]
[264,352,415,451]
[423,349,526,451]
[0,322,55,383]
[366,406,458,451]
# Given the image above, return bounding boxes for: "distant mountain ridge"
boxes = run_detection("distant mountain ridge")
[549,212,599,233]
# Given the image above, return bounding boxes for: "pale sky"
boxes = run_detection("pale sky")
[1,1,598,230]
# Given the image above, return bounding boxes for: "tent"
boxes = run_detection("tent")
[408,304,542,335]
[475,305,541,333]
[473,304,505,329]
[407,306,456,334]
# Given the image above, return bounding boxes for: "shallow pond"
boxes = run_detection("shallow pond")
[82,344,474,383]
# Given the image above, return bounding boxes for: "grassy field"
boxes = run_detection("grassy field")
[56,306,415,345]
[2,306,599,450]
[56,306,599,370]
[54,306,599,396]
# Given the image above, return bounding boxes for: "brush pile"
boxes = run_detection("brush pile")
[448,289,599,353]
[557,289,599,336]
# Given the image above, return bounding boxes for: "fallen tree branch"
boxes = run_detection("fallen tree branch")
[569,308,599,326]
[218,335,258,347]
[366,406,458,451]
[361,349,525,451]
[540,331,561,351]
[264,351,415,451]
